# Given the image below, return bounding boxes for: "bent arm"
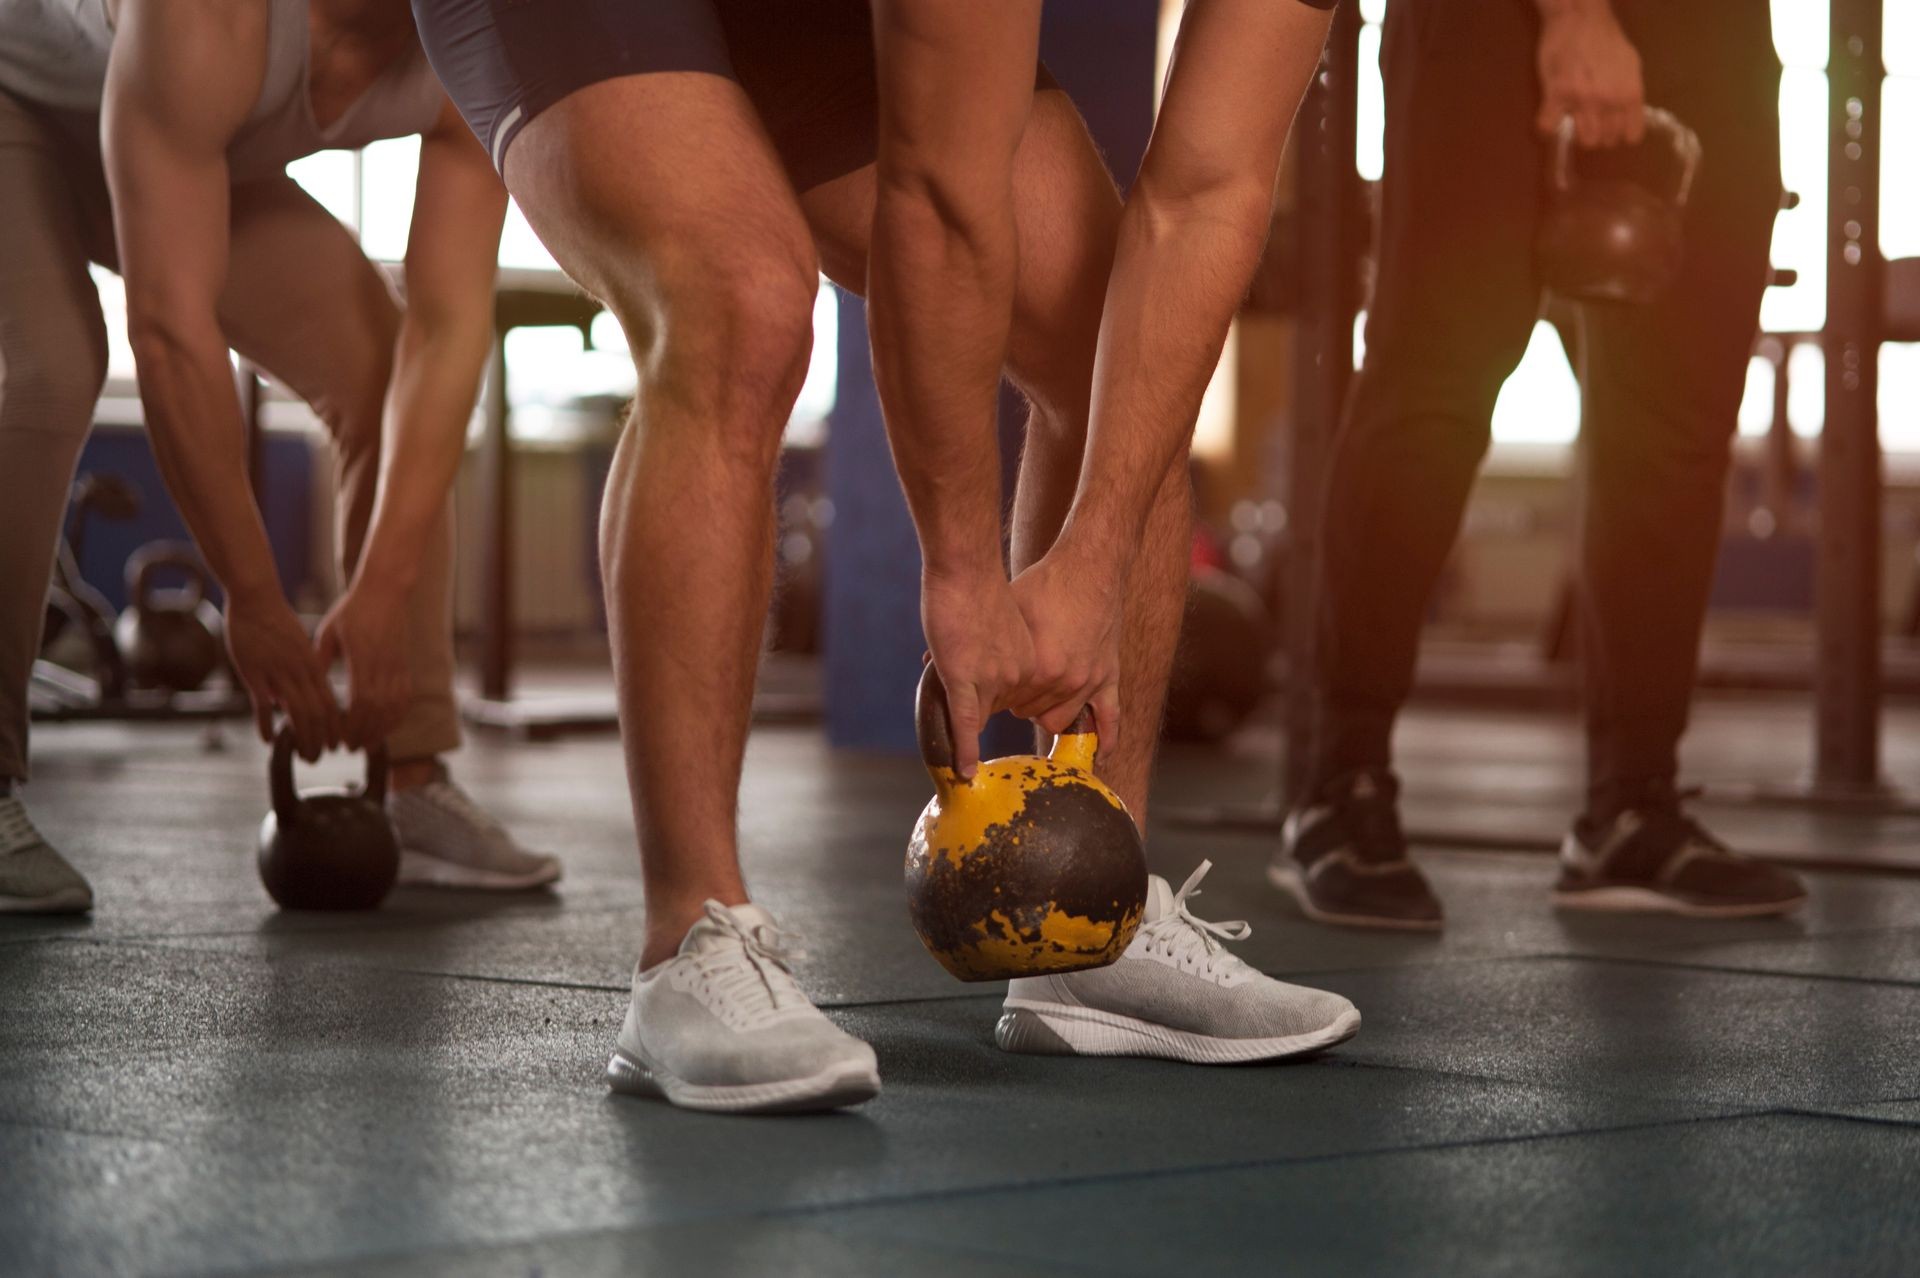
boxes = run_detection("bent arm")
[1047,0,1331,583]
[350,101,507,604]
[101,0,280,605]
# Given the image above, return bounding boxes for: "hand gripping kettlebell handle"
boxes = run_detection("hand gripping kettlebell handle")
[1551,106,1701,205]
[268,724,390,825]
[913,663,1096,779]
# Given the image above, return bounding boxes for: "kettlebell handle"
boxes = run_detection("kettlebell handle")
[913,663,1095,778]
[125,541,211,610]
[1551,106,1701,205]
[269,725,389,824]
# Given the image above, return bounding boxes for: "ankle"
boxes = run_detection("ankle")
[388,757,444,793]
[640,887,749,970]
[1587,777,1681,828]
[1317,765,1396,807]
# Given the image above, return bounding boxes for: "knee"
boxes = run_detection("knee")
[0,313,107,440]
[627,248,819,467]
[1346,356,1501,468]
[308,338,395,461]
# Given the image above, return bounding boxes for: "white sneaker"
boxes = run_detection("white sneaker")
[607,901,880,1114]
[0,796,92,915]
[386,770,562,890]
[996,861,1360,1064]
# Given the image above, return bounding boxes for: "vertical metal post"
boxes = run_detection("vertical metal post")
[479,336,513,702]
[1282,1,1364,806]
[1816,0,1883,793]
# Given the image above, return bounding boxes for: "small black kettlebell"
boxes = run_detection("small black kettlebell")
[257,727,401,911]
[115,541,223,693]
[1536,106,1701,306]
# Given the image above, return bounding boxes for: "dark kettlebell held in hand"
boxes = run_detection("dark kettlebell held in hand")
[258,727,401,911]
[1536,106,1701,306]
[904,664,1148,982]
[115,541,224,693]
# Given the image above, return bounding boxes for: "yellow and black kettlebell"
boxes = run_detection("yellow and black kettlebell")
[905,663,1148,982]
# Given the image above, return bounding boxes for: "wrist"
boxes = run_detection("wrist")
[1045,523,1129,593]
[348,558,417,605]
[223,565,285,613]
[921,549,1006,591]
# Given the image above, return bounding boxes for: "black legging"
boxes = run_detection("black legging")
[1312,0,1781,818]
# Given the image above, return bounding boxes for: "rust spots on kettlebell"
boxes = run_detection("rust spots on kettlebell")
[906,666,1148,982]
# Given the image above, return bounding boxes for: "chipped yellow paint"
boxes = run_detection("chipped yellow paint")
[921,747,1132,869]
[943,902,1145,979]
[922,762,1034,868]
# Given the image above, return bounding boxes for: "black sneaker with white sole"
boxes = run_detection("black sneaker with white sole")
[1553,789,1806,919]
[1269,769,1443,932]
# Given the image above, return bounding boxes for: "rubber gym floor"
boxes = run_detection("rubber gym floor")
[4,694,1919,1276]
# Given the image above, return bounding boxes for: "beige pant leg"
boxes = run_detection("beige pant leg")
[216,177,462,761]
[0,95,115,782]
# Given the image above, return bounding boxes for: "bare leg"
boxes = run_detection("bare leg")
[802,89,1180,817]
[503,75,820,967]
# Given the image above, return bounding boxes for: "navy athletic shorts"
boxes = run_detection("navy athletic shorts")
[413,0,906,191]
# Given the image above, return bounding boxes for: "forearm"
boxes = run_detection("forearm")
[127,314,283,606]
[1044,0,1326,579]
[867,0,1040,585]
[1051,181,1273,574]
[350,316,490,598]
[868,177,1015,581]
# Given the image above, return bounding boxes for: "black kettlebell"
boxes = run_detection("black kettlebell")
[1536,106,1701,306]
[115,541,223,693]
[1164,568,1269,743]
[257,728,401,911]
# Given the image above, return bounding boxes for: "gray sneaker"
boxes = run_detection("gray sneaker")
[0,796,93,915]
[386,770,562,890]
[607,901,880,1114]
[997,861,1360,1064]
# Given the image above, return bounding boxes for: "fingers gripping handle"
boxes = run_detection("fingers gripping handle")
[915,663,958,775]
[268,724,390,820]
[913,663,1098,779]
[1550,106,1701,203]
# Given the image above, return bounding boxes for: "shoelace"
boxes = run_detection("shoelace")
[692,901,807,1020]
[1134,861,1251,976]
[0,797,41,855]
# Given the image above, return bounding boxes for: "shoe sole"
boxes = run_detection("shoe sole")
[605,1047,880,1115]
[1552,886,1808,919]
[995,999,1361,1064]
[0,888,92,915]
[1266,863,1443,933]
[396,848,562,892]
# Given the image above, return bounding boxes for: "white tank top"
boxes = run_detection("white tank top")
[0,0,444,178]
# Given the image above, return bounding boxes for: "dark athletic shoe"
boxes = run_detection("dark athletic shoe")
[1269,769,1443,932]
[1553,791,1807,919]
